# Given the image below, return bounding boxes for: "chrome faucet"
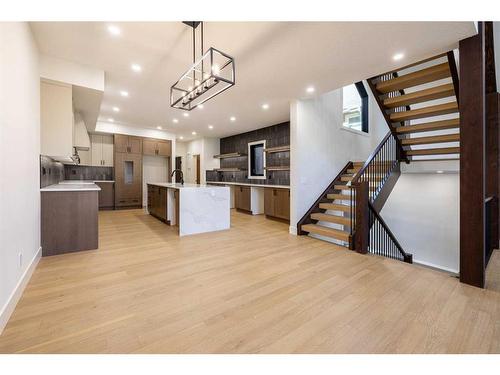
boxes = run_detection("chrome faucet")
[171,169,184,185]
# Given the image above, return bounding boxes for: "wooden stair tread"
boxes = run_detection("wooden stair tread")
[334,184,377,191]
[376,62,451,93]
[311,213,350,226]
[406,147,460,156]
[390,102,458,122]
[319,203,351,212]
[301,224,350,242]
[395,118,460,134]
[347,168,361,174]
[326,193,351,200]
[340,176,355,182]
[401,133,460,146]
[383,83,455,108]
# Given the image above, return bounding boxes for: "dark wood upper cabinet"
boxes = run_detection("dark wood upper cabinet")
[115,134,142,154]
[157,140,171,157]
[143,139,171,157]
[114,134,129,153]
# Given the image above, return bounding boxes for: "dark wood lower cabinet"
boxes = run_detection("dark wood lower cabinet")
[234,186,251,212]
[41,191,99,256]
[147,184,168,222]
[95,182,115,210]
[264,188,290,221]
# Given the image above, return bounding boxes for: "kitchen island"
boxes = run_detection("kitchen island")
[40,182,100,256]
[147,183,230,236]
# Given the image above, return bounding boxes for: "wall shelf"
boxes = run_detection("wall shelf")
[214,168,247,172]
[213,152,247,159]
[264,166,290,171]
[264,145,290,153]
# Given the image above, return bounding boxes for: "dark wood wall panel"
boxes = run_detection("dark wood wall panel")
[206,122,290,186]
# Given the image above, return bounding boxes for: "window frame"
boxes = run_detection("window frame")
[247,139,266,179]
[342,81,369,134]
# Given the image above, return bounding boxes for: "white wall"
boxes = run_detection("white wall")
[290,82,387,234]
[39,54,105,92]
[179,138,220,184]
[0,23,41,333]
[380,172,460,273]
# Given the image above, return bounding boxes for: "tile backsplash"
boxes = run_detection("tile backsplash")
[64,165,114,181]
[40,155,65,188]
[206,121,290,186]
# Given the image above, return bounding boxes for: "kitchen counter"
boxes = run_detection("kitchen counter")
[206,181,290,189]
[147,182,230,236]
[40,183,101,192]
[59,180,115,184]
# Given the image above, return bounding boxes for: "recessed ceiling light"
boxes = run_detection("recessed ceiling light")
[393,53,405,61]
[191,131,197,135]
[107,25,121,36]
[436,170,444,174]
[198,104,204,109]
[262,103,269,110]
[172,118,179,124]
[131,63,142,72]
[179,136,184,140]
[108,118,114,122]
[120,90,129,97]
[157,126,162,130]
[208,125,214,129]
[112,107,120,112]
[183,113,189,117]
[230,116,236,122]
[306,86,315,93]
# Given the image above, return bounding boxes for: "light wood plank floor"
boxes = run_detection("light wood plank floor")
[0,209,499,353]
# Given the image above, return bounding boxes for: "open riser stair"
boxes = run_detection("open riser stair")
[368,52,460,161]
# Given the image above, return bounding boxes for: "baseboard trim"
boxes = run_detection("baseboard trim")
[0,246,41,335]
[413,258,459,276]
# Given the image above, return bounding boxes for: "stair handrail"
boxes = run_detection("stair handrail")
[350,131,399,203]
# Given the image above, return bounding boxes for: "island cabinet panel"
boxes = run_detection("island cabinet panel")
[235,186,251,212]
[264,188,290,221]
[95,182,115,210]
[147,184,168,222]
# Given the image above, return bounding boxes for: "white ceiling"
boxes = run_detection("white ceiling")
[30,22,476,141]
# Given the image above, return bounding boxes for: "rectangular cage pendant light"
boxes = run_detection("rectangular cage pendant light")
[170,22,235,111]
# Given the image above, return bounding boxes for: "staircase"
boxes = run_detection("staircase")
[368,52,460,161]
[299,161,363,247]
[298,52,459,263]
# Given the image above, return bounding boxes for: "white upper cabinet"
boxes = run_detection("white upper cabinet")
[73,112,91,150]
[40,80,73,160]
[91,134,114,167]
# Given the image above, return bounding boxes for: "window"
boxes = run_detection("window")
[342,82,368,133]
[248,140,266,179]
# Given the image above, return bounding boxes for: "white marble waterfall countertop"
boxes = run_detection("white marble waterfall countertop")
[147,182,230,236]
[41,183,101,192]
[59,180,115,184]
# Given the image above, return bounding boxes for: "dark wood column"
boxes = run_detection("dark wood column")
[484,22,499,253]
[354,181,369,253]
[459,27,486,288]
